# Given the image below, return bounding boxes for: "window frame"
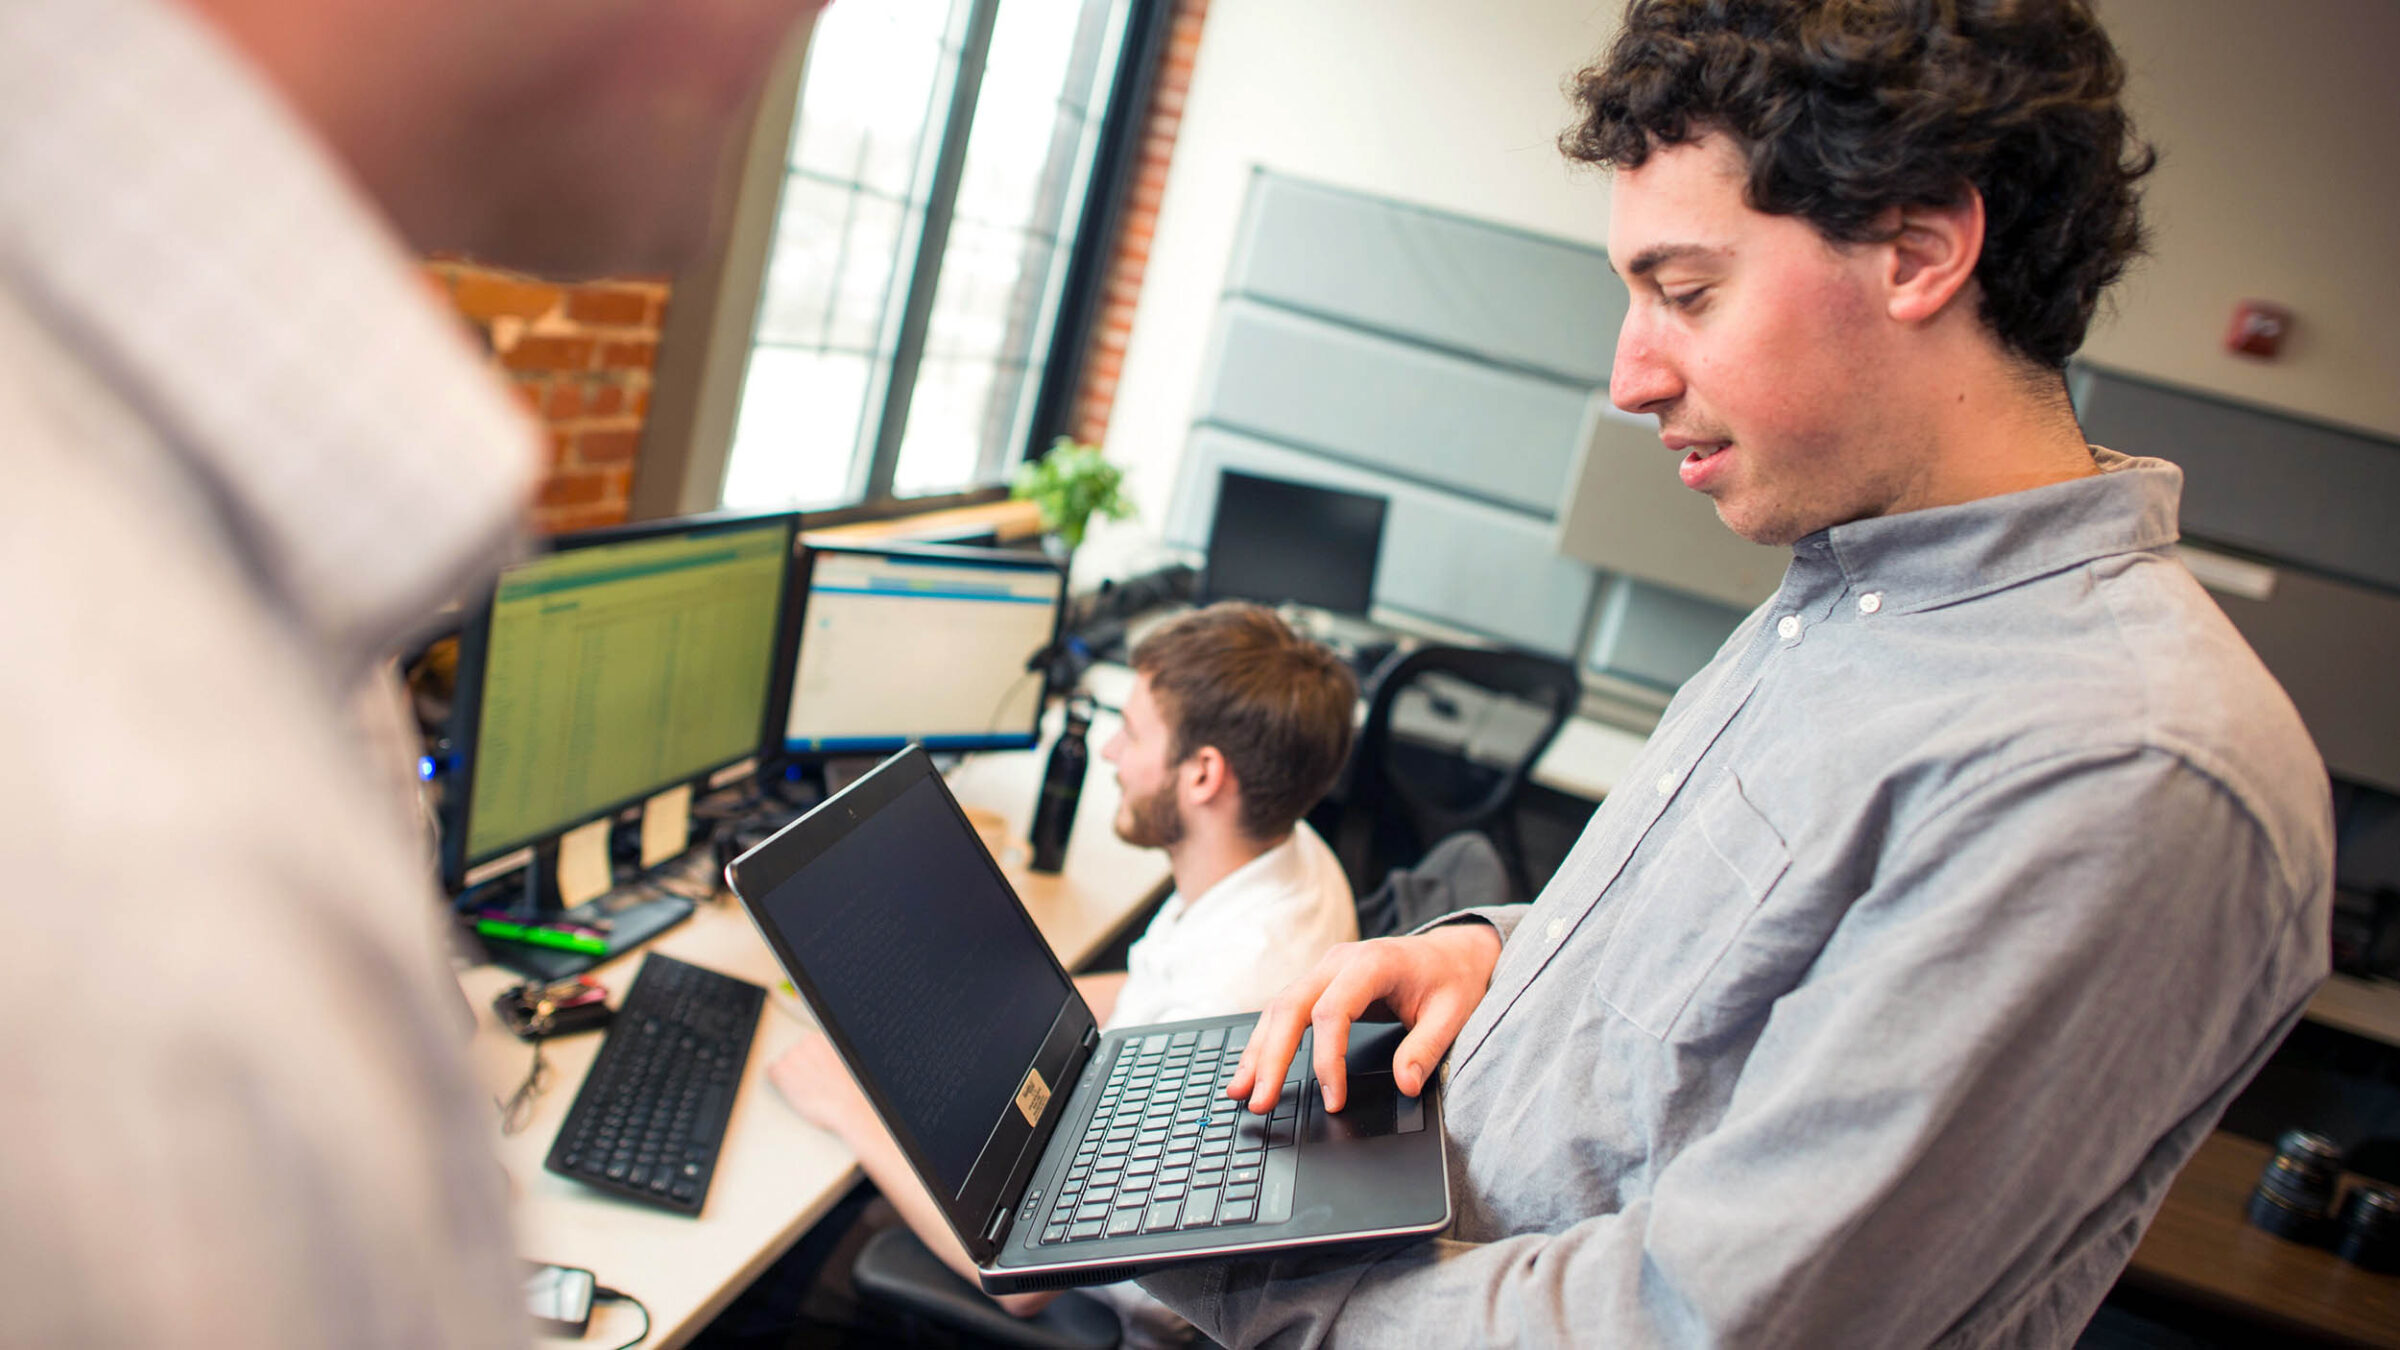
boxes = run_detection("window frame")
[632,0,1171,525]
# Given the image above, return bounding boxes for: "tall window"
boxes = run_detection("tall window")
[722,0,1139,513]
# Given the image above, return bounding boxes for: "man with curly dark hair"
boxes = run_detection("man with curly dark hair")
[1144,2,2333,1344]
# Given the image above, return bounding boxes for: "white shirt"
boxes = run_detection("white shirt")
[0,0,536,1343]
[1108,820,1356,1030]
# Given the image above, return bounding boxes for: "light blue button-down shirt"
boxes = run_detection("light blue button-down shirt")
[1148,451,2333,1347]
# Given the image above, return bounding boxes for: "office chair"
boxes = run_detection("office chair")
[850,1227,1122,1349]
[1351,830,1516,940]
[1332,645,1583,900]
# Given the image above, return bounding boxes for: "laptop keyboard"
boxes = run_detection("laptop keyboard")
[1036,1024,1304,1245]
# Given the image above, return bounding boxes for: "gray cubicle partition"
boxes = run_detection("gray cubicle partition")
[1170,170,1749,682]
[2073,364,2400,794]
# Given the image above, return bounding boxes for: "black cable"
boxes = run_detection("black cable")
[593,1286,649,1350]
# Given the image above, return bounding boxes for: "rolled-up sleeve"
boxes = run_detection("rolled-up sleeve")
[1145,747,2325,1347]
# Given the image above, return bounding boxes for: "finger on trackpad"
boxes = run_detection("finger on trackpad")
[1304,1072,1424,1141]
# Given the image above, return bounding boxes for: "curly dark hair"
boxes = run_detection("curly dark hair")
[1565,0,2154,370]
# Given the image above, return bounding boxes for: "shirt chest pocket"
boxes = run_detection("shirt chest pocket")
[1589,769,1791,1041]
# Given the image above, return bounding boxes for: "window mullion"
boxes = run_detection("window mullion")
[861,0,1003,505]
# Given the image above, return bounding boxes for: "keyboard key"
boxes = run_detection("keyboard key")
[1071,1220,1104,1241]
[1224,1182,1258,1202]
[1220,1197,1258,1225]
[1108,1210,1143,1237]
[1183,1188,1219,1227]
[1145,1200,1183,1232]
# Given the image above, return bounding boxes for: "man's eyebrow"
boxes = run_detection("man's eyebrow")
[1616,243,1732,280]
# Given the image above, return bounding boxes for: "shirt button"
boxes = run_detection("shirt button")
[1857,592,1884,615]
[1777,614,1802,640]
[1654,773,1676,797]
[1546,917,1566,943]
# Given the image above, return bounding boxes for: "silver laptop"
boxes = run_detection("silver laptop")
[724,745,1451,1293]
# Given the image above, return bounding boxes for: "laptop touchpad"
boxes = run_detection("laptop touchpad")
[1304,1072,1425,1142]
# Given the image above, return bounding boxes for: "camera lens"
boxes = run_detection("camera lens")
[2335,1185,2400,1273]
[2245,1129,2344,1243]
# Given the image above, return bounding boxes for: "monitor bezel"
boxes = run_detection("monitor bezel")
[779,540,1068,761]
[439,508,806,893]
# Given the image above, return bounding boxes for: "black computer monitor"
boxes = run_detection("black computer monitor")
[442,510,803,897]
[1202,470,1388,616]
[782,542,1067,757]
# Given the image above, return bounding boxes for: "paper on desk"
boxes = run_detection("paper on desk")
[557,818,612,908]
[641,783,693,868]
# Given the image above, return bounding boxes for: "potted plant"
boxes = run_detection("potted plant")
[1010,436,1135,563]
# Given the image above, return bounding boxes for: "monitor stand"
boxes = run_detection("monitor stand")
[479,838,697,981]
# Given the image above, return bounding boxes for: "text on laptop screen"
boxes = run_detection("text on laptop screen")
[752,772,1070,1198]
[784,549,1063,754]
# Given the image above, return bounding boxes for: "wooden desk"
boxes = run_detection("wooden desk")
[461,717,1168,1349]
[2306,973,2400,1049]
[2123,1130,2400,1347]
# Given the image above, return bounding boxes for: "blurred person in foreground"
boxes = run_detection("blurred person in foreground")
[0,0,824,1342]
[1145,2,2335,1344]
[770,601,1358,1344]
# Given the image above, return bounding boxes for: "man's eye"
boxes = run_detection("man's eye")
[1664,286,1708,311]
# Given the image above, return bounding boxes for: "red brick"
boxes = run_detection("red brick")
[501,334,597,372]
[599,339,658,371]
[546,381,586,419]
[630,385,652,419]
[549,430,573,470]
[565,285,654,327]
[453,271,564,323]
[577,429,642,466]
[510,378,546,415]
[537,471,609,508]
[533,502,631,536]
[589,383,626,416]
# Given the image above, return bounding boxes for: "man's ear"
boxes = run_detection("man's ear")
[1181,745,1234,808]
[1883,186,1985,325]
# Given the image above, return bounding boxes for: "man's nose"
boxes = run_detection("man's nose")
[1610,313,1681,417]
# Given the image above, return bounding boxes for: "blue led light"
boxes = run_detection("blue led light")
[418,756,436,781]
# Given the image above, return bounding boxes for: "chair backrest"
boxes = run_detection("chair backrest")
[1339,644,1582,890]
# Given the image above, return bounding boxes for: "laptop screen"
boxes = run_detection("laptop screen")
[747,770,1072,1198]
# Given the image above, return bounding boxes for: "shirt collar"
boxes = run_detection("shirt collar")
[1790,448,2182,614]
[0,0,537,675]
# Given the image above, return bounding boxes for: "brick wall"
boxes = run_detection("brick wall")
[423,259,668,535]
[1069,0,1209,447]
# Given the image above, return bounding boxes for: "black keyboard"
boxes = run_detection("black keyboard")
[1036,1024,1302,1245]
[545,953,765,1216]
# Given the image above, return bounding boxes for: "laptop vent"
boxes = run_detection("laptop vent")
[1014,1265,1138,1292]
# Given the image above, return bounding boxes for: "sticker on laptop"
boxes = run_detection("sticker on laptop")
[1015,1067,1051,1126]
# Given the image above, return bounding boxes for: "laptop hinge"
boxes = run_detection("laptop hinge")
[985,1205,1012,1250]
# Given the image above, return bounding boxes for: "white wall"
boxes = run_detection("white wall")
[1089,0,2400,567]
[1088,0,1623,569]
[2080,0,2400,438]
